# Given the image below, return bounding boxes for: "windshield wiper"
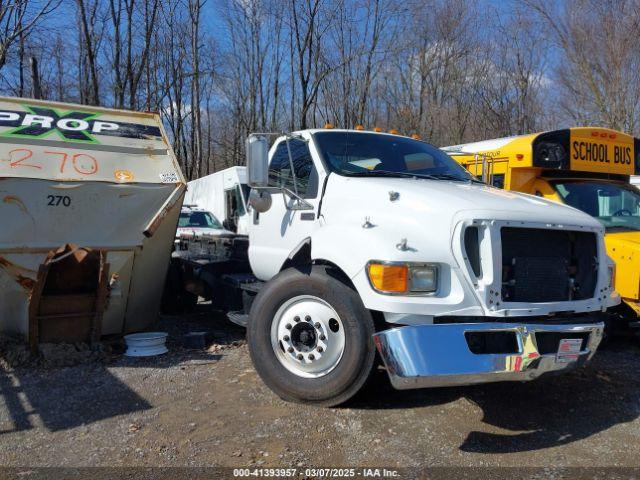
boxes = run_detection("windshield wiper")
[345,170,420,178]
[345,170,483,184]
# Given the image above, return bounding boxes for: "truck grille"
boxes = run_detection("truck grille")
[501,227,597,303]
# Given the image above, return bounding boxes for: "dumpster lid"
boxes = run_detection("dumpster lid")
[0,97,184,185]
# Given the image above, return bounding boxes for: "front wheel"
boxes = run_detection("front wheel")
[247,265,376,406]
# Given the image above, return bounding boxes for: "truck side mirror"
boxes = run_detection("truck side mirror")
[246,134,269,187]
[248,188,272,213]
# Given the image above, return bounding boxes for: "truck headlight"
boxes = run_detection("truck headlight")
[367,262,438,295]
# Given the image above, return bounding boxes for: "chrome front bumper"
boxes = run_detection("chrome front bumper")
[373,322,604,390]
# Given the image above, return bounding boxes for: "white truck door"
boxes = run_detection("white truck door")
[248,136,323,280]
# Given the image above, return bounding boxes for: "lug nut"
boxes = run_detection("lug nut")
[297,354,304,360]
[314,322,321,329]
[305,315,311,322]
[283,335,290,341]
[317,346,324,353]
[287,347,294,353]
[308,354,315,360]
[285,323,292,330]
[320,334,326,341]
[294,316,300,322]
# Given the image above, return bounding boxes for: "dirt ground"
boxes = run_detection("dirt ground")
[1,306,640,477]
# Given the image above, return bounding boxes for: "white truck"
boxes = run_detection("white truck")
[183,167,250,234]
[172,128,619,406]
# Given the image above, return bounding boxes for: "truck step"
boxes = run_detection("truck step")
[227,311,249,327]
[221,273,263,293]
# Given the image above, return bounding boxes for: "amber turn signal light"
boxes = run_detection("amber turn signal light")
[368,263,408,293]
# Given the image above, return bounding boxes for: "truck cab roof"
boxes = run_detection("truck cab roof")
[287,128,420,140]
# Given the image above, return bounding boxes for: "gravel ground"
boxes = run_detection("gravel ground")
[0,307,639,476]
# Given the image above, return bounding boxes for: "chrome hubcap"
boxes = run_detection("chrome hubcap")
[270,295,345,378]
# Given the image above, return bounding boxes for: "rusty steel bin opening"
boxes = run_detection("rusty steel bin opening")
[0,97,185,349]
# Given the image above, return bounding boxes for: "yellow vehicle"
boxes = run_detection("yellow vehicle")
[443,127,640,328]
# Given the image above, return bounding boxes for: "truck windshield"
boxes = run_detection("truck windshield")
[178,211,223,229]
[313,131,473,181]
[554,180,640,232]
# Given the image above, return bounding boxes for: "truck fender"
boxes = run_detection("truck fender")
[279,237,311,271]
[309,223,397,281]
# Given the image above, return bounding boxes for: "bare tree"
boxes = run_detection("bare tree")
[51,35,67,101]
[476,4,548,137]
[216,0,287,166]
[376,0,486,144]
[320,0,399,128]
[526,0,640,134]
[157,0,191,177]
[76,0,103,105]
[288,0,336,129]
[108,0,159,109]
[188,0,205,178]
[0,0,60,71]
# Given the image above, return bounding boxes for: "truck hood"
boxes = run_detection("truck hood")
[322,175,603,230]
[310,174,612,319]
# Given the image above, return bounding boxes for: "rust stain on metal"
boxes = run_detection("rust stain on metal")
[0,255,37,293]
[144,144,159,161]
[3,195,28,214]
[16,275,35,291]
[144,204,171,237]
[143,187,185,238]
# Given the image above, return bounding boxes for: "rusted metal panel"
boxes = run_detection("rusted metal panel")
[0,97,186,345]
[143,185,185,238]
[28,263,48,353]
[0,255,37,292]
[91,253,110,343]
[37,293,95,344]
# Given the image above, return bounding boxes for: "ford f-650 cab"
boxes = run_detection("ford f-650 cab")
[173,128,619,406]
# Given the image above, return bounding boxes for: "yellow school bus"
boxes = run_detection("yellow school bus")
[443,127,640,327]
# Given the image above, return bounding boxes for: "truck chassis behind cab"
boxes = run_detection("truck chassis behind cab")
[172,128,617,406]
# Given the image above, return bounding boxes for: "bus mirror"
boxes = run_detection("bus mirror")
[246,134,269,187]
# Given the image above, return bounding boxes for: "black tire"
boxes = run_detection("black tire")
[180,290,198,312]
[161,260,197,314]
[247,265,376,407]
[603,304,632,339]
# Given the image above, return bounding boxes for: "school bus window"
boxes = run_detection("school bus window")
[491,174,505,189]
[470,173,503,188]
[554,180,640,232]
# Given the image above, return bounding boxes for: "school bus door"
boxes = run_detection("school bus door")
[465,157,508,189]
